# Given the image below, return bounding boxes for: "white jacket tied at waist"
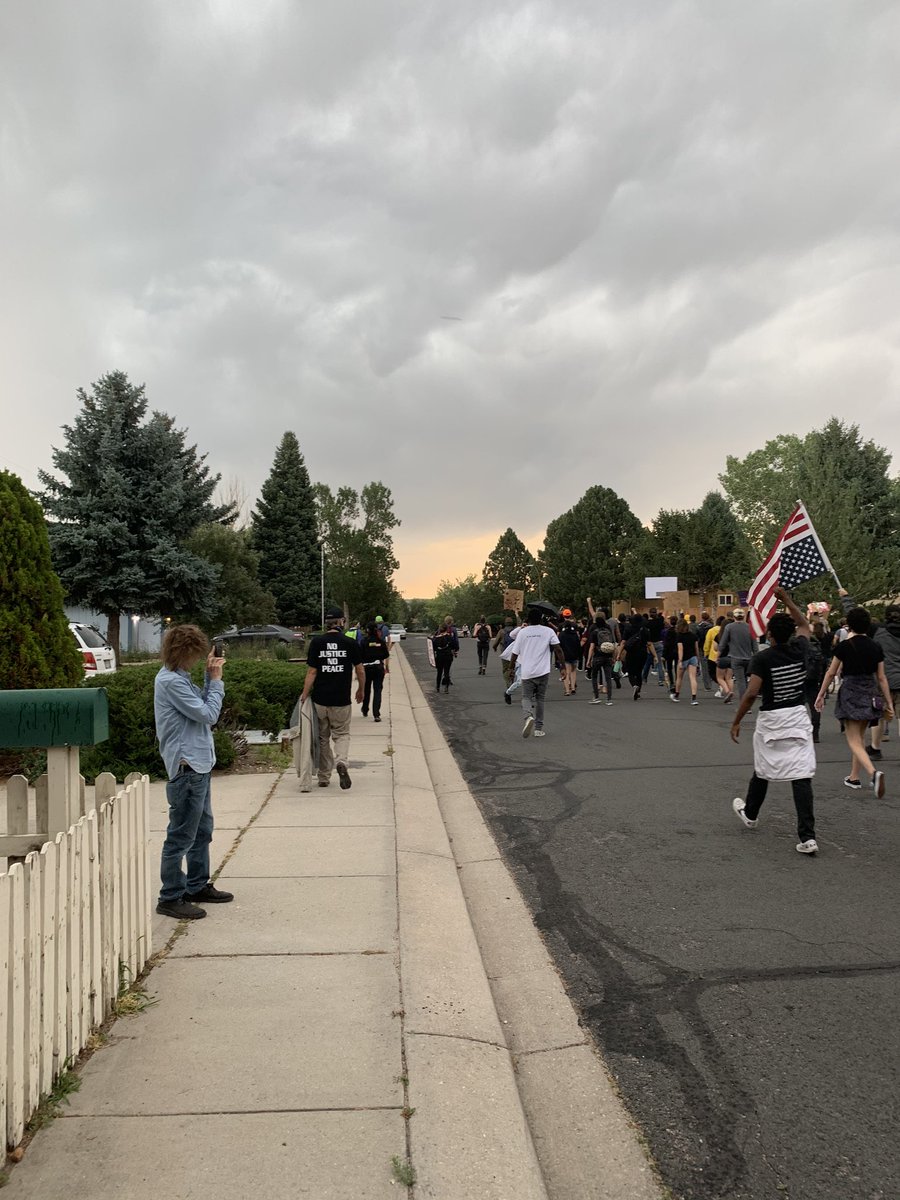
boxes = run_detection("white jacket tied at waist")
[753,706,816,781]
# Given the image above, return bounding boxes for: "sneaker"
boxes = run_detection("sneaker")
[156,899,206,920]
[606,700,613,706]
[796,839,818,855]
[318,779,330,787]
[714,689,723,699]
[522,715,535,738]
[873,770,885,799]
[185,883,234,904]
[732,797,758,828]
[723,694,733,704]
[843,776,862,790]
[670,693,679,703]
[632,686,641,701]
[361,709,368,717]
[591,697,603,704]
[534,729,546,737]
[691,698,699,706]
[868,748,882,760]
[336,762,352,790]
[504,693,512,705]
[373,716,382,722]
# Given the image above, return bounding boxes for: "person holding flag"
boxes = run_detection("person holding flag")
[746,501,839,638]
[730,586,820,856]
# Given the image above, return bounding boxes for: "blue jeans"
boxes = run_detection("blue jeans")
[159,767,213,903]
[521,673,550,730]
[643,641,664,683]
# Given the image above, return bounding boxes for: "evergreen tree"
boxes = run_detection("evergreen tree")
[0,471,83,688]
[541,485,645,608]
[647,493,755,596]
[252,432,321,625]
[314,481,400,621]
[176,523,276,635]
[481,528,537,609]
[38,371,232,658]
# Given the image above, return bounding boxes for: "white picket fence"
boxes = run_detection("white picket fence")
[0,773,152,1149]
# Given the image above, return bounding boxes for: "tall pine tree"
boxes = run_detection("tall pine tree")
[252,432,321,625]
[0,471,83,688]
[38,371,232,657]
[482,528,537,608]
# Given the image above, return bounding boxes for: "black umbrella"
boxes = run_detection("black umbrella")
[526,599,560,619]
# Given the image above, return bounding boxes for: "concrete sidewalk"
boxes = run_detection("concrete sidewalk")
[5,651,660,1199]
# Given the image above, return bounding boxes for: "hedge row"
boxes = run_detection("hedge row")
[75,660,306,782]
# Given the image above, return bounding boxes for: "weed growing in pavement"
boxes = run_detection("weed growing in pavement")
[391,1155,416,1187]
[113,962,157,1017]
[401,1106,416,1120]
[26,1060,81,1131]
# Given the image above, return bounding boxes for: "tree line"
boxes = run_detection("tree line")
[427,419,900,627]
[24,370,400,657]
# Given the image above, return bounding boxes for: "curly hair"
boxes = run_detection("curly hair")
[162,624,209,670]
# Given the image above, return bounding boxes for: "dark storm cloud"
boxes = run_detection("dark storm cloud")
[2,1,899,591]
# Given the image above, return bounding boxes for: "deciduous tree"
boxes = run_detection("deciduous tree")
[177,523,275,635]
[314,481,400,622]
[541,486,645,609]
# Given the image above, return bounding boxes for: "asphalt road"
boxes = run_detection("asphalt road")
[403,635,900,1200]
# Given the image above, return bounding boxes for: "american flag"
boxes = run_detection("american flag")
[747,503,834,637]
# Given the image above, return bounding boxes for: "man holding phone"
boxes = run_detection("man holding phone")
[155,624,234,920]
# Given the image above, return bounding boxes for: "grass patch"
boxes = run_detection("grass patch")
[113,963,158,1017]
[26,1061,81,1131]
[391,1155,416,1187]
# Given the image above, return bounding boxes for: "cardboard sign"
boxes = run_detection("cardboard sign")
[503,589,524,612]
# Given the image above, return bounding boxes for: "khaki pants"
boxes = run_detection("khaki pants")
[315,704,352,782]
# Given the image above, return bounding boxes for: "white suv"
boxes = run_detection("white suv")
[70,622,117,676]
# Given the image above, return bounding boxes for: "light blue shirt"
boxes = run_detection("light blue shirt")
[154,666,224,780]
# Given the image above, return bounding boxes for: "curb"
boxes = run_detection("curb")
[397,650,665,1200]
[390,658,550,1199]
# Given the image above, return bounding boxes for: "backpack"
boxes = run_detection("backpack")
[803,634,824,682]
[477,624,491,644]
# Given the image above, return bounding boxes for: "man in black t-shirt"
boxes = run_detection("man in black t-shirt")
[301,607,365,789]
[729,587,819,855]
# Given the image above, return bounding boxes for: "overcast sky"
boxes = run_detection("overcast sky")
[3,1,899,596]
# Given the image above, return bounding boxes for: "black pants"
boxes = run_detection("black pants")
[476,642,490,667]
[804,676,822,737]
[363,664,384,717]
[591,658,613,698]
[435,653,453,688]
[744,772,815,842]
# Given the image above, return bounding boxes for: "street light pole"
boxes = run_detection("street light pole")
[320,543,325,630]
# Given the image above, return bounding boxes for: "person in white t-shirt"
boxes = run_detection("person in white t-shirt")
[508,609,564,738]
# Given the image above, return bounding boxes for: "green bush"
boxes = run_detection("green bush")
[77,660,306,782]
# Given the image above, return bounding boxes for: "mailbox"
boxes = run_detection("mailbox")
[0,688,109,749]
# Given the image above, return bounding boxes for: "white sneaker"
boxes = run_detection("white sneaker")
[732,797,758,828]
[873,770,885,798]
[590,697,603,704]
[522,715,534,738]
[714,689,723,699]
[691,698,699,706]
[796,839,818,854]
[534,729,546,737]
[606,700,613,706]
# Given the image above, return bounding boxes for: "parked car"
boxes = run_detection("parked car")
[389,624,407,642]
[70,622,117,676]
[213,624,306,651]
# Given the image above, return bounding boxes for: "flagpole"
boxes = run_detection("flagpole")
[796,499,843,591]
